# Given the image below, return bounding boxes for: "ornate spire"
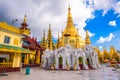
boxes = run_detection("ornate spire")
[58,32,60,43]
[56,32,60,48]
[40,36,43,46]
[21,14,28,29]
[103,46,107,54]
[47,24,54,50]
[110,46,116,54]
[66,4,74,28]
[42,30,46,48]
[85,30,91,45]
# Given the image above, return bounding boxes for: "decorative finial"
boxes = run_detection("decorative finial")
[49,23,51,30]
[58,32,59,37]
[20,14,28,29]
[68,0,70,8]
[68,3,71,11]
[85,30,91,44]
[58,32,60,42]
[86,30,88,37]
[43,30,45,37]
[24,14,27,23]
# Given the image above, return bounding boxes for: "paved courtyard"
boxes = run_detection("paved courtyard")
[0,65,120,80]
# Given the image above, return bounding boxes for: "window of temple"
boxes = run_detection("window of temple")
[4,36,10,44]
[23,41,30,46]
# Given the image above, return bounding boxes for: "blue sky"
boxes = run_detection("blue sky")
[85,10,120,51]
[0,0,120,51]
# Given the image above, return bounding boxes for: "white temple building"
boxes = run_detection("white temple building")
[42,43,100,70]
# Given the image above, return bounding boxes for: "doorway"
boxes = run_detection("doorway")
[59,57,63,69]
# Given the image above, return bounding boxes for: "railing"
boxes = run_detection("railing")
[0,62,20,73]
[0,62,12,68]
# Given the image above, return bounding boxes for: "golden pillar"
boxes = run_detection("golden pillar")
[35,50,40,64]
[24,54,29,64]
[12,53,21,67]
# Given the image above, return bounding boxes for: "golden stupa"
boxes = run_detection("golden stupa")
[41,5,93,49]
[56,5,85,48]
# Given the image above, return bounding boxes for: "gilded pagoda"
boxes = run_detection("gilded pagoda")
[94,46,120,66]
[57,5,85,48]
[41,5,85,49]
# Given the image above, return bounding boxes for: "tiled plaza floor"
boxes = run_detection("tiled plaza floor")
[0,65,120,80]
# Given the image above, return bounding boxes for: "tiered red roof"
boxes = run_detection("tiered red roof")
[22,36,45,51]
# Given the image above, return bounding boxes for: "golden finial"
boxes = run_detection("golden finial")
[68,0,70,10]
[66,2,74,28]
[57,32,60,48]
[85,30,91,44]
[86,30,88,37]
[24,14,27,23]
[43,30,45,38]
[49,23,51,30]
[68,3,71,17]
[58,32,59,36]
[68,3,71,11]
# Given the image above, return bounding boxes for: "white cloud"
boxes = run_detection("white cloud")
[97,33,115,43]
[108,20,117,27]
[98,46,103,49]
[0,0,96,40]
[113,1,120,17]
[0,0,119,41]
[85,0,120,16]
[93,0,114,16]
[88,31,95,37]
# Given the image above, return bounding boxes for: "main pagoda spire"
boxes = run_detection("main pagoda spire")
[66,4,74,28]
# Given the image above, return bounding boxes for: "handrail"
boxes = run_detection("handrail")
[0,62,12,68]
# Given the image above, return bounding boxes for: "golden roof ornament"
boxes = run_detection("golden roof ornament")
[85,30,91,45]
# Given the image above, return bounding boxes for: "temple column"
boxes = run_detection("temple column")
[76,56,80,70]
[82,56,88,69]
[62,57,66,69]
[12,53,21,68]
[91,55,97,68]
[24,54,29,64]
[41,55,45,68]
[55,57,58,69]
[35,50,40,64]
